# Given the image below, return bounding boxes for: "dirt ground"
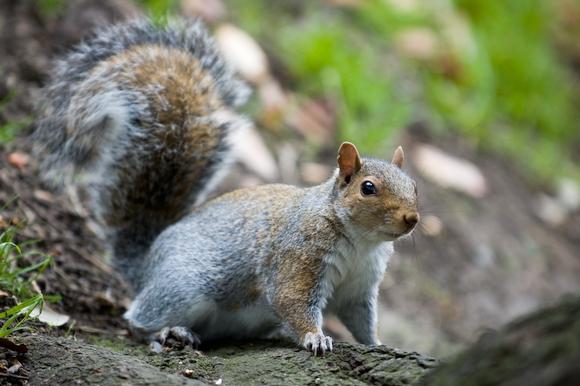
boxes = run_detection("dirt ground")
[0,0,579,384]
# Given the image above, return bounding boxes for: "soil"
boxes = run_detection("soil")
[387,126,580,354]
[0,0,579,384]
[18,335,436,386]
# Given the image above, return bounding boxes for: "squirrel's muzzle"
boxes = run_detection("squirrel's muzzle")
[403,211,420,232]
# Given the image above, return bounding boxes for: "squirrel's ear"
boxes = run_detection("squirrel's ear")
[337,142,362,184]
[392,146,404,168]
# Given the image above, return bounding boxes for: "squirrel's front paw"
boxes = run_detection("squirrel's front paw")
[302,332,333,356]
[150,326,201,353]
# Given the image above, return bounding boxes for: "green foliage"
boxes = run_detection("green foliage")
[234,0,579,182]
[137,0,179,25]
[0,92,31,144]
[142,0,579,182]
[36,0,66,16]
[276,18,410,153]
[230,1,411,154]
[0,294,44,338]
[436,0,578,181]
[353,0,579,181]
[0,228,54,337]
[0,116,32,144]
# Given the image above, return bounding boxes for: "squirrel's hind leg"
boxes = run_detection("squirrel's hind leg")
[149,326,201,353]
[125,288,214,352]
[127,321,202,353]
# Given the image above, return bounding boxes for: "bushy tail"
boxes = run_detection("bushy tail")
[34,19,249,289]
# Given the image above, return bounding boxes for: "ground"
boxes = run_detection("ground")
[0,0,579,384]
[20,337,437,385]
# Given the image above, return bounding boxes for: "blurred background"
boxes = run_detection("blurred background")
[0,0,579,358]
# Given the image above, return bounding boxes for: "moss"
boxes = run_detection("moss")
[23,334,204,385]
[22,335,436,385]
[21,297,580,385]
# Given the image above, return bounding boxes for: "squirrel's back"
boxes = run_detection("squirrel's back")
[35,19,250,287]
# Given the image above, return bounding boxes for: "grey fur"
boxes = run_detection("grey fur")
[36,18,419,353]
[126,159,414,347]
[34,18,250,287]
[35,18,249,179]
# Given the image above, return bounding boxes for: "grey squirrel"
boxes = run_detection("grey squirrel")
[35,19,420,355]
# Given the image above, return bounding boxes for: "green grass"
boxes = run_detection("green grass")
[35,0,66,16]
[112,0,580,183]
[0,91,32,144]
[430,0,578,181]
[0,227,55,337]
[353,0,579,182]
[228,1,412,154]
[136,0,179,25]
[224,0,579,184]
[276,17,411,153]
[0,118,32,144]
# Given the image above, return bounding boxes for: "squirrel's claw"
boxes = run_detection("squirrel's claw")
[150,326,201,353]
[303,332,333,356]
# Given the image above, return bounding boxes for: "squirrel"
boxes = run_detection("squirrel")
[34,19,420,355]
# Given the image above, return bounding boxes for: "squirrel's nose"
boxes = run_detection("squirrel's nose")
[404,212,419,228]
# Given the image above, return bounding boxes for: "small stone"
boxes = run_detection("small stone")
[149,341,163,354]
[7,364,21,374]
[215,24,269,84]
[181,369,194,378]
[7,151,30,170]
[556,178,580,212]
[421,215,443,237]
[536,194,567,226]
[33,189,55,204]
[412,144,487,198]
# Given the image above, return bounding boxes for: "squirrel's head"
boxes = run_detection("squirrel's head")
[333,142,419,242]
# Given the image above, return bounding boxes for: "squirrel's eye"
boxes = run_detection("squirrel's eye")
[361,181,377,196]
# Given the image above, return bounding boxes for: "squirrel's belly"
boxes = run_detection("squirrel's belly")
[198,300,279,341]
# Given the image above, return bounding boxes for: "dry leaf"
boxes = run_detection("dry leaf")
[412,144,487,197]
[215,24,269,84]
[301,162,332,185]
[258,79,287,110]
[181,0,226,22]
[31,304,70,327]
[395,28,439,61]
[0,338,27,353]
[7,360,22,374]
[257,79,288,131]
[230,125,279,181]
[286,98,336,143]
[277,143,300,184]
[94,289,116,307]
[33,189,55,204]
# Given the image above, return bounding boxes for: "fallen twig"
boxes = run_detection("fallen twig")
[0,371,29,380]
